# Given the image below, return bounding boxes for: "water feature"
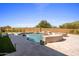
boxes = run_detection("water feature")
[26,33,43,44]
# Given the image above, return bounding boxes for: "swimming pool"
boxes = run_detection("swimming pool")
[26,33,43,43]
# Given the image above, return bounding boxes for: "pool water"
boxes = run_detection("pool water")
[26,33,43,43]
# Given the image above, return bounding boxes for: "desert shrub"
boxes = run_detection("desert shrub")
[69,29,79,34]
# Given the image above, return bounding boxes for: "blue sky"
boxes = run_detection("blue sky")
[0,3,79,27]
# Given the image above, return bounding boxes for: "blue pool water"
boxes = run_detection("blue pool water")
[26,33,43,43]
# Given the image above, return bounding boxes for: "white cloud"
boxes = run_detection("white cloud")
[12,23,35,27]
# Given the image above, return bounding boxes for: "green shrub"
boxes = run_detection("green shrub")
[0,35,16,54]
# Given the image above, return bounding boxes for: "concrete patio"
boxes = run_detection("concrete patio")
[46,34,79,56]
[6,34,66,56]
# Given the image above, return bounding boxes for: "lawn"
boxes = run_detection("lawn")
[0,35,16,55]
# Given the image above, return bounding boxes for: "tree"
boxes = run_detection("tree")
[0,26,12,32]
[36,20,52,28]
[59,21,79,29]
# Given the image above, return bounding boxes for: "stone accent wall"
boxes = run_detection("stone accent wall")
[44,36,63,44]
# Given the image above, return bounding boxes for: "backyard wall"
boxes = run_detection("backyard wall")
[4,28,73,33]
[41,28,73,33]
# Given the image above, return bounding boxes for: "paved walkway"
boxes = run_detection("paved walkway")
[46,34,79,56]
[6,34,66,56]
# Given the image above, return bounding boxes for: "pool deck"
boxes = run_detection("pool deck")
[46,34,79,56]
[6,34,79,56]
[6,34,66,56]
